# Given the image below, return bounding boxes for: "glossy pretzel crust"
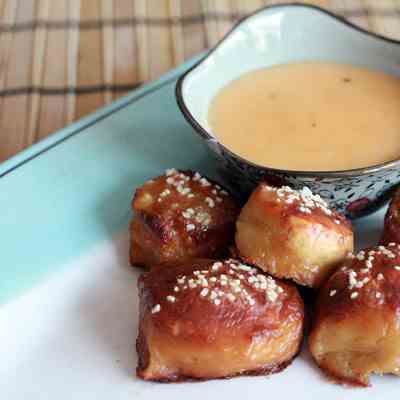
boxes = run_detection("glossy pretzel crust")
[309,244,400,386]
[136,259,304,382]
[236,183,353,288]
[381,188,400,245]
[130,170,239,268]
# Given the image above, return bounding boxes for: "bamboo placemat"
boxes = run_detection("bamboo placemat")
[0,0,399,162]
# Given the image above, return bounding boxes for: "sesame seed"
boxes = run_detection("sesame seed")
[214,299,221,306]
[394,266,400,271]
[376,292,382,299]
[166,295,176,303]
[165,168,177,176]
[186,224,195,232]
[188,279,197,289]
[248,297,256,306]
[200,288,209,297]
[334,219,341,224]
[210,277,217,283]
[212,262,222,271]
[266,290,278,302]
[205,197,215,208]
[152,304,161,314]
[209,291,218,300]
[216,197,223,203]
[377,273,384,281]
[174,286,179,292]
[166,177,175,185]
[187,193,195,198]
[350,292,359,299]
[200,178,211,187]
[227,293,236,302]
[329,290,337,297]
[192,172,201,181]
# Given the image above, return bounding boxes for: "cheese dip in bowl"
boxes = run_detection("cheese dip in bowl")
[176,4,400,218]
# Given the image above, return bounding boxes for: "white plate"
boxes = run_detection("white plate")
[0,210,395,399]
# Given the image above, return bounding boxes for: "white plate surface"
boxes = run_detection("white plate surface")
[1,208,398,400]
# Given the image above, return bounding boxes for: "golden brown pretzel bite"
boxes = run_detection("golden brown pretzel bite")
[309,244,400,386]
[136,258,304,382]
[381,188,400,245]
[235,183,353,288]
[130,169,239,268]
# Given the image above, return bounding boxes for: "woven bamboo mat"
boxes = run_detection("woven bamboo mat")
[0,0,399,162]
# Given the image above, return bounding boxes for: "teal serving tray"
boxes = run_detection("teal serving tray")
[0,49,389,400]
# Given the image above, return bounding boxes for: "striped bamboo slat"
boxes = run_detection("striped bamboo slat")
[0,0,400,162]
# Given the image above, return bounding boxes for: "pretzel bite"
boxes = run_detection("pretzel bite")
[136,258,304,382]
[309,244,400,386]
[130,169,239,268]
[381,188,400,245]
[236,184,353,288]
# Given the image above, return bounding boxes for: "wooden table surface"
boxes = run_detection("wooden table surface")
[0,0,399,162]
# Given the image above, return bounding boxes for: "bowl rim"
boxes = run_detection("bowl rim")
[175,2,400,178]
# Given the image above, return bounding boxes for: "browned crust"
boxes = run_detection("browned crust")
[136,258,304,382]
[138,260,304,340]
[136,329,303,383]
[309,244,400,387]
[136,355,297,383]
[314,245,400,320]
[310,356,369,388]
[381,188,400,245]
[130,170,239,269]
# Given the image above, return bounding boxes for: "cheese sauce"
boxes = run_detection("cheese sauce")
[208,63,400,171]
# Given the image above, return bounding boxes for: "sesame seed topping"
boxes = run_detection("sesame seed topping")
[193,172,201,181]
[210,290,218,300]
[395,266,400,271]
[212,262,223,271]
[174,286,179,292]
[376,292,382,299]
[377,273,384,281]
[166,295,176,303]
[264,184,334,217]
[329,290,337,297]
[350,292,359,299]
[227,293,236,302]
[152,304,161,314]
[205,197,215,208]
[165,168,178,176]
[199,177,211,187]
[248,297,256,306]
[186,224,195,232]
[200,288,209,297]
[214,299,221,306]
